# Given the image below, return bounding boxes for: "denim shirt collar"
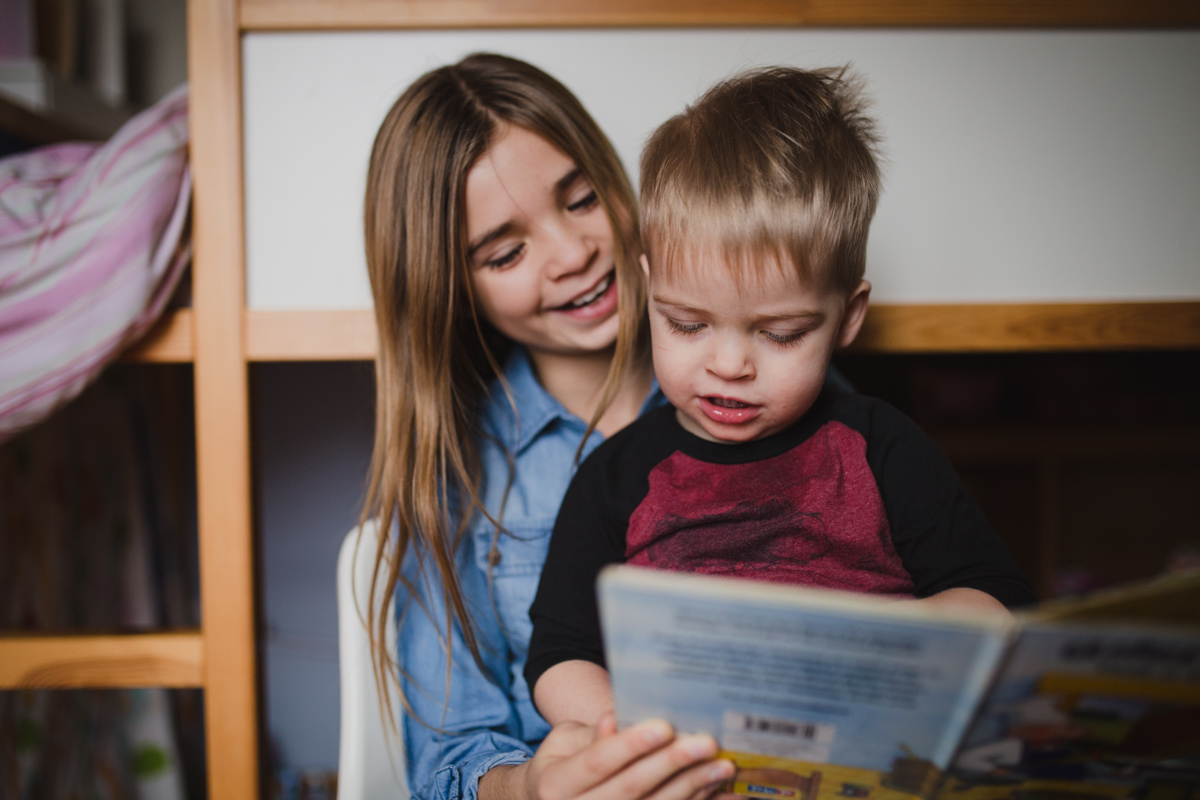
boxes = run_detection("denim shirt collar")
[481,347,576,457]
[480,346,662,456]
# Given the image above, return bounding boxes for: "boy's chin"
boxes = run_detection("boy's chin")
[676,408,769,444]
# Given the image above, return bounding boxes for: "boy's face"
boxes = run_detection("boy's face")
[643,252,869,444]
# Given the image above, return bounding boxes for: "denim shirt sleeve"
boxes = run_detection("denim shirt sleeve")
[397,532,539,800]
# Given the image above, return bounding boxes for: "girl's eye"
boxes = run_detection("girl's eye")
[567,190,599,213]
[762,330,806,347]
[485,243,525,270]
[665,318,704,336]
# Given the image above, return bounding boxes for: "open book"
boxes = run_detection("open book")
[598,565,1200,800]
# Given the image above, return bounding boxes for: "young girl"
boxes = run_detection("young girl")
[360,53,735,800]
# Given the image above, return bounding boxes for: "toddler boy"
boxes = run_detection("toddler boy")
[525,66,1035,727]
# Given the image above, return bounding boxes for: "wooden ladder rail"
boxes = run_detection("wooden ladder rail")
[189,0,260,795]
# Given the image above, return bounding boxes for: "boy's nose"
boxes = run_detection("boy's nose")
[706,335,755,381]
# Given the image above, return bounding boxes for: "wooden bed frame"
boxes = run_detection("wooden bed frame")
[2,2,1195,796]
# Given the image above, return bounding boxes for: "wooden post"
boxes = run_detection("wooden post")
[187,0,260,795]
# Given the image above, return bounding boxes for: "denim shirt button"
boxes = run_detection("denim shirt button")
[487,547,502,566]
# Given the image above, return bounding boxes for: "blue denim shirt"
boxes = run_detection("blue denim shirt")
[397,347,665,800]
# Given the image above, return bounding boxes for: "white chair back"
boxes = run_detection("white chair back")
[337,521,410,799]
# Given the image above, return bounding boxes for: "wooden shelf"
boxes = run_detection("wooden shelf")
[0,631,204,689]
[245,309,377,361]
[118,307,377,363]
[239,0,1200,31]
[119,301,1200,364]
[850,301,1200,353]
[242,301,1200,360]
[121,308,196,363]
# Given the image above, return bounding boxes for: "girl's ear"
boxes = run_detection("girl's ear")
[639,254,651,281]
[836,280,871,349]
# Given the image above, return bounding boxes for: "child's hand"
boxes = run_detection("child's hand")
[483,712,734,800]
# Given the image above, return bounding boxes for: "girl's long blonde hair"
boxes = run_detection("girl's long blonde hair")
[361,53,645,730]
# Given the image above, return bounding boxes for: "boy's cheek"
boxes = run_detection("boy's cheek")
[649,353,692,406]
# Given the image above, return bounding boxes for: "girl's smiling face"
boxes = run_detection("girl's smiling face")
[645,251,870,443]
[466,124,621,359]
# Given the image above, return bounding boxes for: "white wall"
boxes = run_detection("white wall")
[243,29,1200,310]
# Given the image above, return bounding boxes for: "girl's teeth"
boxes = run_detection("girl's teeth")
[569,274,612,308]
[710,397,749,408]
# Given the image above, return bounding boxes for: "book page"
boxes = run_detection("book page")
[948,620,1200,800]
[600,567,1010,800]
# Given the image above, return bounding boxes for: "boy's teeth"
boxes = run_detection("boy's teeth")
[569,274,612,308]
[710,397,749,408]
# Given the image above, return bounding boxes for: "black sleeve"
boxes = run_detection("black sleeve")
[524,436,634,697]
[861,400,1038,609]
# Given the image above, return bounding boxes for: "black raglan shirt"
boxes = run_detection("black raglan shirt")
[525,389,1035,693]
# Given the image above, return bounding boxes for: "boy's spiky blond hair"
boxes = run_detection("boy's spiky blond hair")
[640,65,882,293]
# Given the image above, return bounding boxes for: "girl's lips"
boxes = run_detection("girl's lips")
[699,396,761,425]
[553,270,617,320]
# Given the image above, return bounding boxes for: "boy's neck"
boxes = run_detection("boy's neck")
[530,348,654,438]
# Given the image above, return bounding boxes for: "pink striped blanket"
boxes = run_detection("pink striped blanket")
[0,85,190,442]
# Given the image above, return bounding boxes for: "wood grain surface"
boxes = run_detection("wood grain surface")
[121,309,195,363]
[239,0,1200,31]
[245,309,377,360]
[188,0,261,794]
[850,302,1200,353]
[235,302,1200,361]
[0,632,204,689]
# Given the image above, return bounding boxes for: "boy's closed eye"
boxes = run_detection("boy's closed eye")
[761,328,808,347]
[664,318,705,336]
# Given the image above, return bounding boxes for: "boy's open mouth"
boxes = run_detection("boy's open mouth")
[699,395,761,427]
[707,396,751,409]
[556,270,614,310]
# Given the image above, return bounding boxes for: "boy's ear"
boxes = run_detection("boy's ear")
[836,280,871,349]
[639,254,651,281]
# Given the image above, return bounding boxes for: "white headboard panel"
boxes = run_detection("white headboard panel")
[242,30,1200,310]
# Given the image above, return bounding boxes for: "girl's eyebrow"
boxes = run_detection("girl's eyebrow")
[556,167,584,194]
[467,222,514,258]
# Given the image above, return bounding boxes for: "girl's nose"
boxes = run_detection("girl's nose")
[544,223,596,280]
[707,334,755,381]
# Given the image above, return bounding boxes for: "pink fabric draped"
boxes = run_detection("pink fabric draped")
[0,85,190,442]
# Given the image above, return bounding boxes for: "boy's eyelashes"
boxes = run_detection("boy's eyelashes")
[661,316,810,347]
[762,329,807,347]
[664,318,705,336]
